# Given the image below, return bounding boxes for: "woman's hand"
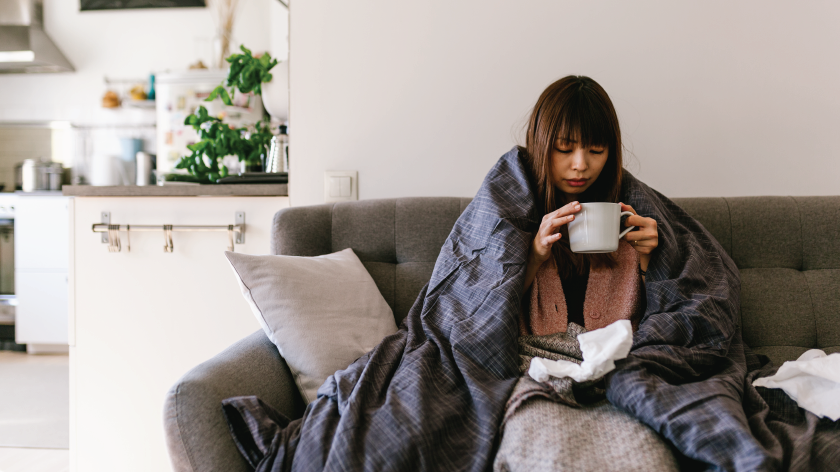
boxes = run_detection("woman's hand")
[619,203,658,274]
[523,201,581,291]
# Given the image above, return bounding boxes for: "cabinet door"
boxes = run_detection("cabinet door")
[15,271,68,345]
[14,196,69,271]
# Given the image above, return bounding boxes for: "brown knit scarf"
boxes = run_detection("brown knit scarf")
[520,240,643,336]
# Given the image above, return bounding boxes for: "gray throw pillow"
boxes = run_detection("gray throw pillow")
[224,248,398,403]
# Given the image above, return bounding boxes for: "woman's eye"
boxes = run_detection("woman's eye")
[590,149,605,155]
[555,148,572,154]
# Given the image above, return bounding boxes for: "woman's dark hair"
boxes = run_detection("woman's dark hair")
[522,75,623,278]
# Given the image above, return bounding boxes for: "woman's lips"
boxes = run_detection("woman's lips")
[566,179,588,187]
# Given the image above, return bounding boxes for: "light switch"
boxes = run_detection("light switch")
[329,177,343,197]
[324,170,359,202]
[338,176,351,197]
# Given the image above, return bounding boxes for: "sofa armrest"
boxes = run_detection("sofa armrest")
[164,329,307,472]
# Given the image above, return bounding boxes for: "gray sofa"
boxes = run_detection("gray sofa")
[164,196,840,472]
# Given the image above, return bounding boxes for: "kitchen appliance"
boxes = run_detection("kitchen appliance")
[135,152,156,186]
[266,125,289,173]
[118,138,143,185]
[0,0,75,74]
[0,194,16,346]
[20,158,63,192]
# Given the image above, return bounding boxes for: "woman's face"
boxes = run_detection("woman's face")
[550,138,609,201]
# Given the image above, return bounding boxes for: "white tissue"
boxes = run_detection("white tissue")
[752,349,840,421]
[528,320,633,383]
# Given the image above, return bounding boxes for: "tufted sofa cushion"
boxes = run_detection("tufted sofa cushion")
[672,196,840,365]
[273,196,840,367]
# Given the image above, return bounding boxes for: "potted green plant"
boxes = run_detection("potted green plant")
[174,106,273,183]
[206,45,278,106]
[173,45,279,183]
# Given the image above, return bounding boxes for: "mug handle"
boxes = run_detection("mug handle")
[618,211,636,239]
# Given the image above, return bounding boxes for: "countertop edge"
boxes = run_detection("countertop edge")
[62,184,288,197]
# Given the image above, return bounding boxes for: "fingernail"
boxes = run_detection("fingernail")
[575,204,581,209]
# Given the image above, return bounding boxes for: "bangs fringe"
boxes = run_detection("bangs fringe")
[554,91,613,149]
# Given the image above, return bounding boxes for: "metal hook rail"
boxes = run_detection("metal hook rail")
[91,224,244,233]
[93,211,245,253]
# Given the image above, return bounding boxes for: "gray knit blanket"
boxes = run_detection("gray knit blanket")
[494,323,679,472]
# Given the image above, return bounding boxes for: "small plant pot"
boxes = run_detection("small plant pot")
[242,160,263,173]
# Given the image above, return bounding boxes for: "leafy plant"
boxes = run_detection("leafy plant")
[175,105,273,183]
[206,45,278,106]
[174,45,279,183]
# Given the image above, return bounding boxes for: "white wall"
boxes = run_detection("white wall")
[0,0,284,124]
[290,1,840,206]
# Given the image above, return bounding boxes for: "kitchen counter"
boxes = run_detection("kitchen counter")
[69,192,290,472]
[62,183,288,197]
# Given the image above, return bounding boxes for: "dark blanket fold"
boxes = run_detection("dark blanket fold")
[222,147,839,472]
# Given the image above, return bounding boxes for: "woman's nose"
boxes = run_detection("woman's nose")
[570,149,588,171]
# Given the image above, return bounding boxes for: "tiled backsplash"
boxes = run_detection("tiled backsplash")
[0,123,156,189]
[73,125,156,185]
[0,128,53,192]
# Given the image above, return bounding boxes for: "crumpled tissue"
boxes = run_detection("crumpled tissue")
[752,349,840,421]
[528,320,633,383]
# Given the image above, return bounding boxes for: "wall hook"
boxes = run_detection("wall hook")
[108,224,121,252]
[163,225,174,253]
[227,225,235,252]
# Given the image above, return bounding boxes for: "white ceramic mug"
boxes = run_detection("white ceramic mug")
[568,203,636,253]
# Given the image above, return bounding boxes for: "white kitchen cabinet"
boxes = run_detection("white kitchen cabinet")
[15,271,68,344]
[15,195,69,271]
[14,194,70,350]
[69,194,289,472]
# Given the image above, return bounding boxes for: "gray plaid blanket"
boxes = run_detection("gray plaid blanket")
[222,146,839,471]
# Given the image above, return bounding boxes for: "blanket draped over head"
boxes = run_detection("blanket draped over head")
[223,147,839,471]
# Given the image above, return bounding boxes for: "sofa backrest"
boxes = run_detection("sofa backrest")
[672,196,839,364]
[272,197,472,326]
[272,196,840,364]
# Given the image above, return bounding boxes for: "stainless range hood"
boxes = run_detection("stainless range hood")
[0,0,74,73]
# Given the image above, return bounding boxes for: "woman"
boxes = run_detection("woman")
[519,76,659,335]
[497,75,788,472]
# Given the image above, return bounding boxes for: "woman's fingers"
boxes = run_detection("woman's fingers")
[620,206,659,255]
[538,201,581,238]
[626,237,656,254]
[544,213,575,232]
[544,201,582,220]
[533,202,581,260]
[624,214,648,228]
[540,232,562,245]
[531,226,562,262]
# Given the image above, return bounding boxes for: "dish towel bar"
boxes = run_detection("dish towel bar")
[92,211,245,253]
